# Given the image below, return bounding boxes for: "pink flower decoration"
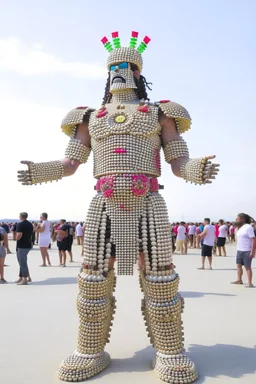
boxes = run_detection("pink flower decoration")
[131,174,150,197]
[150,178,159,192]
[154,149,161,171]
[103,190,113,198]
[138,106,149,113]
[76,106,88,109]
[97,110,107,118]
[113,148,127,154]
[120,204,125,209]
[98,177,115,199]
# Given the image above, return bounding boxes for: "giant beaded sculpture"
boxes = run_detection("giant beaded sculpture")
[18,31,219,383]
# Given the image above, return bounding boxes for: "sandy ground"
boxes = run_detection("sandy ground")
[1,240,256,384]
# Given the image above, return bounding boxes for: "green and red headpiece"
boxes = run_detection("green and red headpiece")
[101,31,151,73]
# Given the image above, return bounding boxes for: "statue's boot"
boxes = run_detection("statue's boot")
[141,272,198,384]
[58,271,116,382]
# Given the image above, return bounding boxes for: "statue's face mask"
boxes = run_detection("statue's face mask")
[109,62,137,94]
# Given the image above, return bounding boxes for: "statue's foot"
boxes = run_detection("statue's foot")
[58,351,110,382]
[153,352,198,384]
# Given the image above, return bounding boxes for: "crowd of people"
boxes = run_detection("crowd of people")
[170,214,256,287]
[0,214,85,284]
[0,212,255,287]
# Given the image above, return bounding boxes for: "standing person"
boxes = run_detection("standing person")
[213,222,219,255]
[198,218,215,270]
[232,213,256,288]
[15,212,33,285]
[11,222,17,241]
[188,223,196,248]
[56,220,67,266]
[195,224,202,249]
[35,213,51,266]
[230,223,235,243]
[1,223,12,254]
[75,222,84,245]
[31,222,36,246]
[67,222,74,262]
[55,220,74,265]
[176,222,186,255]
[0,225,7,283]
[217,219,228,256]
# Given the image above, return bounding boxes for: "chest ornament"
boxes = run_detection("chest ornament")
[96,106,108,118]
[115,114,127,124]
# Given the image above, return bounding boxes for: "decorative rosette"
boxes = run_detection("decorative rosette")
[98,177,115,198]
[131,174,150,197]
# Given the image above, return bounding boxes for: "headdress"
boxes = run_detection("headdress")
[101,31,151,72]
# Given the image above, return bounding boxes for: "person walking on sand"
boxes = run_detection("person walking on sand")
[76,222,84,246]
[198,218,215,270]
[217,219,228,256]
[15,212,33,285]
[35,213,51,266]
[232,213,256,288]
[176,222,186,255]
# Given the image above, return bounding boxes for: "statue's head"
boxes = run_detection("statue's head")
[101,32,151,99]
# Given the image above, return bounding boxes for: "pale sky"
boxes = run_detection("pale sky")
[0,0,255,222]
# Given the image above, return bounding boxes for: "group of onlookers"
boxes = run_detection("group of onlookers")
[0,214,85,284]
[1,213,255,287]
[170,213,256,288]
[171,220,241,256]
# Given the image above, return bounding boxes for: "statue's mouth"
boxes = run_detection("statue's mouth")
[111,76,126,85]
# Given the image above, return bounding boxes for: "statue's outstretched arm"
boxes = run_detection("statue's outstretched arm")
[160,111,219,185]
[17,120,91,186]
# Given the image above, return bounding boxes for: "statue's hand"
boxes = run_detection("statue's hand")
[202,155,220,184]
[17,161,34,185]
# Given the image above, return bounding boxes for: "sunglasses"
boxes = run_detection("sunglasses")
[110,62,128,71]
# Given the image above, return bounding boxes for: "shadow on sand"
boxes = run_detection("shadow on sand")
[89,346,155,379]
[180,291,236,298]
[91,344,256,381]
[32,277,78,285]
[188,344,256,383]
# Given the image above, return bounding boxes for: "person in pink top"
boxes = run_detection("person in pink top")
[230,223,235,242]
[213,223,219,255]
[195,224,202,249]
[173,223,179,236]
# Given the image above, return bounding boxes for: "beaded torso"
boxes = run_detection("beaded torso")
[89,102,162,178]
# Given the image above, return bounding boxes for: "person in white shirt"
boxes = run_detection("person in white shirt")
[217,219,228,256]
[198,218,215,270]
[232,213,256,288]
[75,222,84,245]
[188,223,196,248]
[34,212,52,266]
[176,222,187,255]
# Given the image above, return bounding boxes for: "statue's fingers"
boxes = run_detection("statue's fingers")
[17,172,30,178]
[205,155,216,160]
[20,160,34,165]
[17,170,30,175]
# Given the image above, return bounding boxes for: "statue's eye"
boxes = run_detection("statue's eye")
[118,62,128,69]
[110,62,128,71]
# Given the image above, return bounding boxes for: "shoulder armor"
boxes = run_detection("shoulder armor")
[61,106,95,137]
[155,100,191,133]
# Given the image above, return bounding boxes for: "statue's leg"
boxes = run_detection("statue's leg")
[140,193,198,384]
[58,195,116,382]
